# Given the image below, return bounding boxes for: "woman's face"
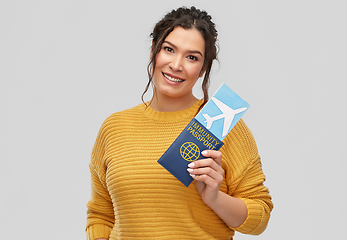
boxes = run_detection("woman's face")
[152,26,206,102]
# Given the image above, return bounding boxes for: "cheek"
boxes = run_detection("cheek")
[153,55,163,78]
[155,51,168,68]
[187,65,204,79]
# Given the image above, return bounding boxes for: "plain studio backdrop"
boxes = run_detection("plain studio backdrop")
[0,1,346,239]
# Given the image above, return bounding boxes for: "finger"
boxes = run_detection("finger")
[188,159,225,176]
[193,174,223,187]
[201,150,222,165]
[189,170,223,188]
[187,166,224,181]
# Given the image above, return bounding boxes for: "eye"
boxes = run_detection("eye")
[163,46,174,53]
[187,55,198,61]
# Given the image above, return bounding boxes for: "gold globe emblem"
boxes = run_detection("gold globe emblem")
[180,142,200,162]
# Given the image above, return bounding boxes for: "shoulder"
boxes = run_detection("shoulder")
[220,119,261,185]
[91,103,145,161]
[102,103,145,126]
[96,103,145,138]
[107,103,145,120]
[221,119,259,163]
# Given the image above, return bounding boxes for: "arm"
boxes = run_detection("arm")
[187,150,247,228]
[188,150,273,234]
[205,189,248,228]
[86,161,115,240]
[86,119,115,240]
[230,155,273,235]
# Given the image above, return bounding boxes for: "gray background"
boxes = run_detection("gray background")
[1,0,346,239]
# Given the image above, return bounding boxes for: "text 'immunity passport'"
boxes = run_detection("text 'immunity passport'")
[158,83,250,187]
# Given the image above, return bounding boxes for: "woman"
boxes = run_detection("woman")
[86,6,273,240]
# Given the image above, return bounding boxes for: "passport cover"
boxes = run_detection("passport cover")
[158,83,250,187]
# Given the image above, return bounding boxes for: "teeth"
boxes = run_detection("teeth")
[164,73,184,82]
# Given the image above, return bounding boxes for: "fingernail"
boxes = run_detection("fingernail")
[190,174,195,178]
[202,150,208,155]
[188,162,195,168]
[187,168,193,172]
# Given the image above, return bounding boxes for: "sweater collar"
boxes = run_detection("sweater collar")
[141,99,204,122]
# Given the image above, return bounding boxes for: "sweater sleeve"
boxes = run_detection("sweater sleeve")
[223,120,273,235]
[232,155,273,235]
[86,119,115,240]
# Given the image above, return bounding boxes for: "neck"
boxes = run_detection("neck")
[149,91,199,112]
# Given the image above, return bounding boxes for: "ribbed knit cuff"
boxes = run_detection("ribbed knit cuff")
[86,224,112,240]
[233,198,268,235]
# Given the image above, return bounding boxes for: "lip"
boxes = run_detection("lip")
[162,72,185,84]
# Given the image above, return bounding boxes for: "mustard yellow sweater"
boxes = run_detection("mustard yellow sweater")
[86,100,273,240]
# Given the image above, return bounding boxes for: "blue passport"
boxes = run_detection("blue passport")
[158,83,250,187]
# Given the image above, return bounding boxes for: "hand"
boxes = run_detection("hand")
[187,150,224,206]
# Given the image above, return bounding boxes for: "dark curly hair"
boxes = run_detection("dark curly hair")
[142,6,218,110]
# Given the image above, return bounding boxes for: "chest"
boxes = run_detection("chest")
[103,121,187,197]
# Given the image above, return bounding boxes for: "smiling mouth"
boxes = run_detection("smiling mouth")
[163,73,184,82]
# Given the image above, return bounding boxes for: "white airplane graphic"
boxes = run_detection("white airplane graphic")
[202,97,248,137]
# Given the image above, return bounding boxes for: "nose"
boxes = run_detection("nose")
[169,56,183,71]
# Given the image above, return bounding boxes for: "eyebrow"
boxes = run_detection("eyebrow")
[163,41,204,57]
